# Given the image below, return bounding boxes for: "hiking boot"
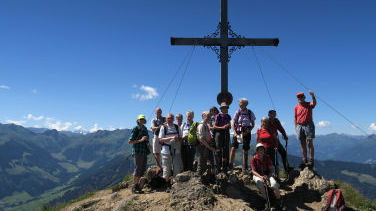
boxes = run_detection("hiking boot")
[307,160,314,169]
[131,184,140,194]
[228,163,234,171]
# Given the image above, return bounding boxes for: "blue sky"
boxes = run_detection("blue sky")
[0,0,375,135]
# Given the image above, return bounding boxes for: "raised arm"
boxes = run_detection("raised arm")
[309,90,317,108]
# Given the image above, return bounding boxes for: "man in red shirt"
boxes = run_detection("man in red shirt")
[294,90,316,168]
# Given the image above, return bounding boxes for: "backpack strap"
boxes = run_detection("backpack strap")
[163,124,179,136]
[252,155,258,172]
[174,124,180,138]
[334,189,341,208]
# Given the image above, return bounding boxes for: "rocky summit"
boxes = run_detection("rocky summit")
[61,166,355,211]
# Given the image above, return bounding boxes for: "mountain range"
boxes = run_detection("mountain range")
[0,123,375,210]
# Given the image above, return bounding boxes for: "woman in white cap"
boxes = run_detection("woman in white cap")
[251,143,282,209]
[128,114,152,193]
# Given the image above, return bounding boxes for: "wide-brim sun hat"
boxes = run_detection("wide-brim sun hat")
[137,114,146,120]
[220,102,229,108]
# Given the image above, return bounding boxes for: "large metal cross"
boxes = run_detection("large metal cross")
[171,0,279,106]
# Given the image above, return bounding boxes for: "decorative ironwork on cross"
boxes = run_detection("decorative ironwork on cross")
[171,0,279,106]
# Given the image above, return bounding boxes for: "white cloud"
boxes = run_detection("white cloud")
[6,120,26,126]
[281,121,286,126]
[33,125,41,128]
[45,119,73,131]
[132,85,158,101]
[89,123,103,133]
[317,121,331,128]
[369,123,376,131]
[32,89,37,94]
[26,114,44,121]
[74,125,83,131]
[0,85,10,90]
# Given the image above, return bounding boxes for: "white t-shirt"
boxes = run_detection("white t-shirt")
[159,124,182,155]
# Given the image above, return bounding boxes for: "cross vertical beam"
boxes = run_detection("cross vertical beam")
[220,0,228,93]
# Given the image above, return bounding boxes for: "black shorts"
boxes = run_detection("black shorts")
[231,132,251,151]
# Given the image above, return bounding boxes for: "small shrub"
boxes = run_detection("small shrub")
[123,174,133,183]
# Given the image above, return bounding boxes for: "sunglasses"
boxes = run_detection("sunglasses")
[297,95,305,99]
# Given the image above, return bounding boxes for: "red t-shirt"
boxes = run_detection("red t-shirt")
[251,154,272,176]
[257,128,275,148]
[295,102,314,124]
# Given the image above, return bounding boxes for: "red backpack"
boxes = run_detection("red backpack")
[322,189,346,211]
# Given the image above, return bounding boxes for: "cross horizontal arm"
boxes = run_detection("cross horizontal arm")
[171,37,279,46]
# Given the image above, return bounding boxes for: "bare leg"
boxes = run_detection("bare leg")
[243,150,248,169]
[307,139,314,161]
[155,153,161,168]
[299,139,307,163]
[133,176,140,185]
[229,147,236,166]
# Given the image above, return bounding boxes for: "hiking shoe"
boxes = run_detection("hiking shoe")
[228,163,234,171]
[307,160,314,169]
[132,184,144,194]
[131,184,139,194]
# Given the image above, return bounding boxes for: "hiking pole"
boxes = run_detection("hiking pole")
[274,147,278,179]
[264,179,271,210]
[285,141,289,171]
[283,139,291,182]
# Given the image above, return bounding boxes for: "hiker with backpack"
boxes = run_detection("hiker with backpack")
[159,113,182,181]
[197,111,216,177]
[128,114,152,193]
[251,143,282,209]
[214,102,232,172]
[229,98,256,172]
[208,106,219,175]
[256,117,279,173]
[151,107,166,171]
[268,110,293,173]
[181,110,198,171]
[171,113,184,175]
[295,90,316,168]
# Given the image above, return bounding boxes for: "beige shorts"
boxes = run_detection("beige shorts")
[153,136,162,154]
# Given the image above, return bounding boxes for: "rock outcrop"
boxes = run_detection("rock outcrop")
[61,166,341,211]
[170,171,216,211]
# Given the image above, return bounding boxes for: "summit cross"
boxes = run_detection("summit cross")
[171,0,279,105]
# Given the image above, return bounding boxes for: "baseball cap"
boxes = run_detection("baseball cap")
[137,114,146,120]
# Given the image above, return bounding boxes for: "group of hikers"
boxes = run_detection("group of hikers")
[128,90,317,209]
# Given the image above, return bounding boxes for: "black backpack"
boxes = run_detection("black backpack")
[154,117,166,136]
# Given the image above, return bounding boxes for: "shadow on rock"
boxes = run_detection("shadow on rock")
[283,183,322,211]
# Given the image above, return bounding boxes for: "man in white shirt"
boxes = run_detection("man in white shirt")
[159,113,182,182]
